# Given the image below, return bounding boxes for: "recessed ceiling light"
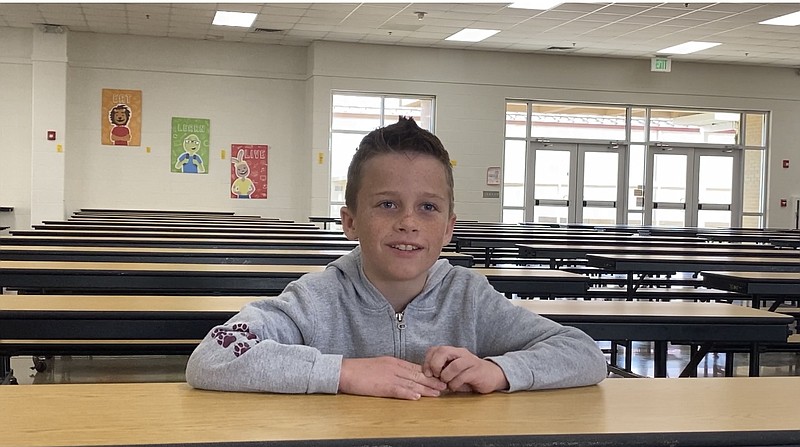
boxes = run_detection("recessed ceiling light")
[445,28,500,42]
[759,10,800,26]
[213,11,257,28]
[657,41,721,55]
[508,0,565,10]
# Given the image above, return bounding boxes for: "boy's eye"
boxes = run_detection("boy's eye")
[421,203,439,212]
[378,201,397,209]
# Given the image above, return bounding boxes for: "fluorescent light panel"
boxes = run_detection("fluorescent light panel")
[657,41,721,55]
[445,28,500,42]
[213,11,257,28]
[508,0,566,10]
[760,10,800,26]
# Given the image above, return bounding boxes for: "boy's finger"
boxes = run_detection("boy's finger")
[424,347,456,377]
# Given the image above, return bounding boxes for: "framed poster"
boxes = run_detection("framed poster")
[101,89,142,146]
[171,117,210,174]
[486,166,501,185]
[230,144,268,199]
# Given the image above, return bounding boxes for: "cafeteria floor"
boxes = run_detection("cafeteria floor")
[9,342,800,384]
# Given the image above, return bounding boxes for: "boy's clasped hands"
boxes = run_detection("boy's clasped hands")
[339,346,509,400]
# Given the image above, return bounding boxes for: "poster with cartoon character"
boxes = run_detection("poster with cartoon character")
[171,117,210,174]
[230,144,268,199]
[101,89,141,146]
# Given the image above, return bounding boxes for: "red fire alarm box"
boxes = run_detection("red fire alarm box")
[783,159,790,168]
[47,130,56,141]
[780,198,788,207]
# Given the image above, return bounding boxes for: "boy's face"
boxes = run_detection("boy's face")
[341,151,456,295]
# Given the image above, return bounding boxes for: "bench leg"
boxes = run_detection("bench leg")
[725,353,735,377]
[653,341,668,377]
[1,356,17,385]
[624,341,632,371]
[749,343,761,377]
[1,355,10,379]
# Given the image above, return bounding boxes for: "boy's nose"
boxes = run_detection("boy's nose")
[395,211,419,232]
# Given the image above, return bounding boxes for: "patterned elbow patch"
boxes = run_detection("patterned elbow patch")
[211,323,260,357]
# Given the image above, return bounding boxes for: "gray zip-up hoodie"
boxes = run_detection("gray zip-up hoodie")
[186,248,607,393]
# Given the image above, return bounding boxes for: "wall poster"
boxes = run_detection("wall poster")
[230,144,268,199]
[171,117,210,174]
[101,89,142,146]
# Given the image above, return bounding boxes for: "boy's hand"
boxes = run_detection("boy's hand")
[339,357,447,400]
[423,346,509,394]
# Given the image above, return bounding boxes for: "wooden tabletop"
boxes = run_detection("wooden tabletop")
[0,245,473,267]
[703,271,800,281]
[516,299,794,322]
[1,296,789,379]
[518,243,796,258]
[2,294,788,323]
[0,235,360,249]
[30,224,331,233]
[702,270,800,302]
[0,259,327,274]
[587,253,800,273]
[0,261,585,296]
[2,378,800,447]
[9,229,347,239]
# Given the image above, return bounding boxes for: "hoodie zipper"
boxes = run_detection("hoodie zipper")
[395,311,406,358]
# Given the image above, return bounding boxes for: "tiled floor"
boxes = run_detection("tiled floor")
[7,341,800,385]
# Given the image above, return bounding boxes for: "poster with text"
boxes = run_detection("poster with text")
[171,117,210,174]
[101,89,142,146]
[230,144,268,199]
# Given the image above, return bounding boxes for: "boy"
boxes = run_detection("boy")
[186,117,607,399]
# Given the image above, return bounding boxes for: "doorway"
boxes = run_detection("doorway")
[530,142,626,225]
[645,147,741,227]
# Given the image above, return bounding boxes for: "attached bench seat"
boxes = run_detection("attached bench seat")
[585,286,745,302]
[1,339,201,384]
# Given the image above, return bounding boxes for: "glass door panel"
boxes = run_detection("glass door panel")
[653,208,687,227]
[581,151,619,225]
[533,148,572,224]
[698,210,732,228]
[651,151,688,226]
[533,205,568,224]
[698,155,732,204]
[696,153,735,228]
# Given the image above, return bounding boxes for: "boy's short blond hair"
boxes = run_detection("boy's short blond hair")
[345,116,454,214]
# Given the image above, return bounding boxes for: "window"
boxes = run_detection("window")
[329,93,435,217]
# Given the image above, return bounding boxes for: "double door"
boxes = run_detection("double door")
[645,147,740,227]
[530,142,625,225]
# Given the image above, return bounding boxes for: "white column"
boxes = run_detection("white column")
[30,25,68,226]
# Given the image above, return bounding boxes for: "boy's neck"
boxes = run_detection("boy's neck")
[374,277,428,313]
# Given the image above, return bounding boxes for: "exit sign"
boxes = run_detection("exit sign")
[651,57,671,72]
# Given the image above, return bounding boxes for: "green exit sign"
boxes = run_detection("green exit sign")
[651,57,671,72]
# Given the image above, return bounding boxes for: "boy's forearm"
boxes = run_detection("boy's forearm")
[186,335,343,394]
[488,326,607,391]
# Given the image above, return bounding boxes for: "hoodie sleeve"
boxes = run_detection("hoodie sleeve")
[185,280,343,394]
[467,274,608,391]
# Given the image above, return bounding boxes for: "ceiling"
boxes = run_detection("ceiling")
[2,2,800,68]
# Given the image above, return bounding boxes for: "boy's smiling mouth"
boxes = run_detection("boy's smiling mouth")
[390,244,422,251]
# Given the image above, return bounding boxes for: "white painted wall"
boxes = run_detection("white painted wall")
[307,41,800,226]
[63,32,310,223]
[0,27,33,230]
[2,29,800,229]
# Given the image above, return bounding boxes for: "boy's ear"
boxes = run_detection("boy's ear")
[340,206,358,241]
[442,212,457,248]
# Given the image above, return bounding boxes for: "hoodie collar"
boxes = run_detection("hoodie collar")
[328,246,453,309]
